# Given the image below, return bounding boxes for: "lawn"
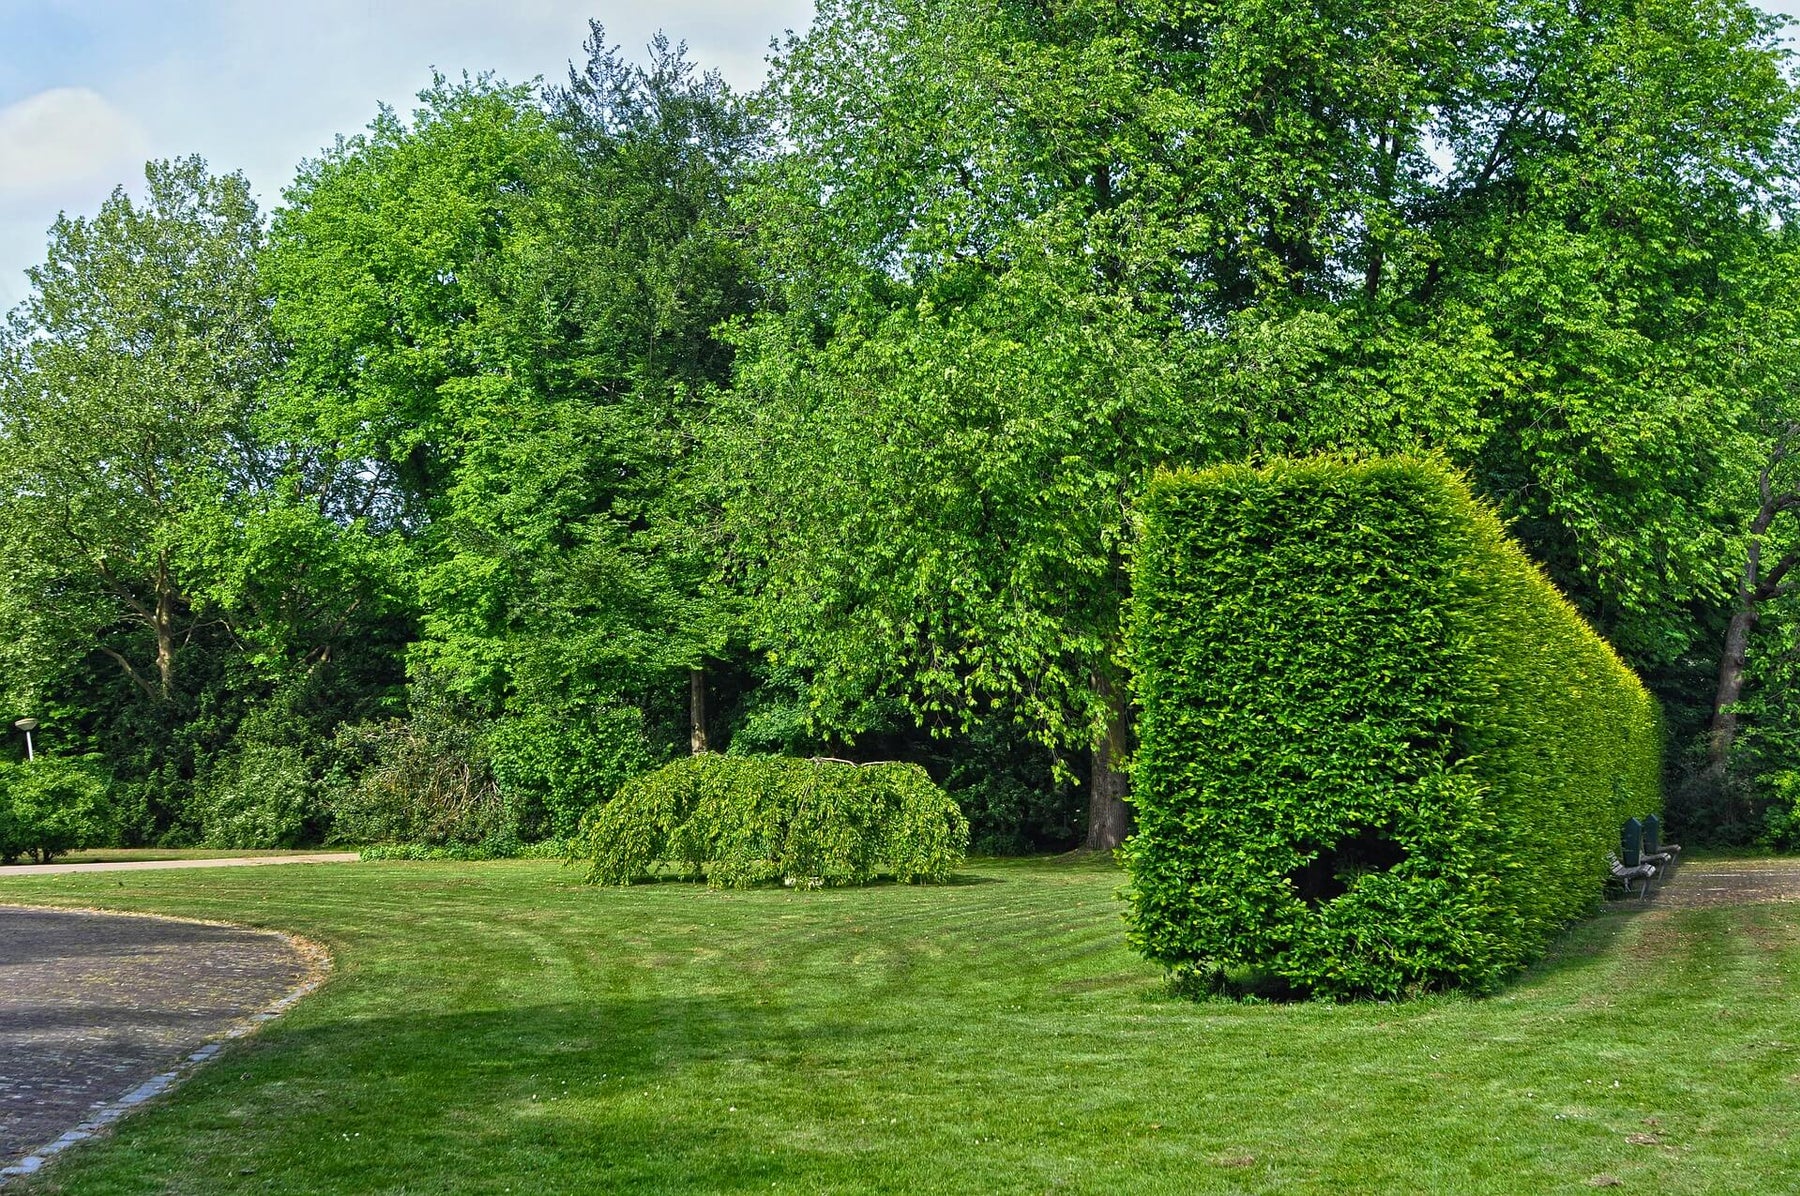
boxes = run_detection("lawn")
[1,857,1796,1194]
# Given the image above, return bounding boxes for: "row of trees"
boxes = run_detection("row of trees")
[5,1,1800,851]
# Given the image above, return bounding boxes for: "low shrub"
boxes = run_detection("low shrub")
[576,755,969,888]
[357,832,566,862]
[0,756,114,864]
[1669,763,1762,848]
[195,741,318,849]
[1756,770,1800,851]
[489,705,657,841]
[325,677,515,847]
[1126,457,1662,999]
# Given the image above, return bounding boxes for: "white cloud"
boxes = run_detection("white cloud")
[0,3,816,308]
[0,86,148,203]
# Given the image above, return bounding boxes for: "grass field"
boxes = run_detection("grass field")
[1,856,1796,1194]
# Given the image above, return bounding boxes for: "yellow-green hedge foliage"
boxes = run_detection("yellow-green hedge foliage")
[1125,457,1661,998]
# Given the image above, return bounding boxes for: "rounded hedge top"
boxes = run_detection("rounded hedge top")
[576,754,969,889]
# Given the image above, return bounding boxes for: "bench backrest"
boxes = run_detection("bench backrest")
[1621,816,1643,868]
[1644,813,1663,857]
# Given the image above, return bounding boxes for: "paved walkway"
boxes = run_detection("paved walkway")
[1651,856,1800,908]
[0,907,326,1183]
[1,852,358,877]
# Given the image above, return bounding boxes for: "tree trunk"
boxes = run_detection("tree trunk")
[689,666,708,756]
[1709,603,1757,770]
[154,556,175,701]
[1084,677,1132,851]
[1705,422,1800,776]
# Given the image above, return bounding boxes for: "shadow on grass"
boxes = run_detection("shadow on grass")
[1497,894,1661,996]
[59,994,898,1195]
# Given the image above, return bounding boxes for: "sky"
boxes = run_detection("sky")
[2,0,1800,310]
[0,1,815,308]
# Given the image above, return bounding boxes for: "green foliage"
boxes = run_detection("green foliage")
[188,688,340,849]
[577,755,969,888]
[325,674,513,847]
[194,741,318,850]
[265,40,757,804]
[489,704,658,840]
[729,0,1800,830]
[0,757,113,864]
[0,154,405,843]
[1126,457,1663,999]
[0,157,271,707]
[7,7,1800,856]
[1756,771,1800,852]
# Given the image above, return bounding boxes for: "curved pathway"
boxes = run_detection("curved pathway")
[0,907,325,1184]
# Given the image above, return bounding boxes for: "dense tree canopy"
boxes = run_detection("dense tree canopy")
[0,159,271,705]
[4,6,1800,851]
[722,0,1800,845]
[263,32,761,837]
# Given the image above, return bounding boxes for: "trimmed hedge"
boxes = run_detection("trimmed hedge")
[1125,457,1661,999]
[576,755,969,888]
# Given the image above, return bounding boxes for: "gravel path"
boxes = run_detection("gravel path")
[0,907,325,1183]
[1651,856,1800,909]
[1,853,357,877]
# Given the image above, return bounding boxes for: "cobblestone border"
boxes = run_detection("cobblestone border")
[0,907,331,1187]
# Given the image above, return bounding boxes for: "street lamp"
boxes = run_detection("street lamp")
[14,718,37,762]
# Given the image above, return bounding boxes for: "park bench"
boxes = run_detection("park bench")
[1608,851,1657,897]
[1643,813,1681,864]
[1607,815,1680,899]
[1621,816,1676,876]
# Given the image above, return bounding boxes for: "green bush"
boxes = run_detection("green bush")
[576,755,969,888]
[0,756,114,864]
[1125,457,1662,999]
[356,833,570,862]
[195,741,318,849]
[324,674,515,847]
[1756,770,1800,851]
[489,705,657,841]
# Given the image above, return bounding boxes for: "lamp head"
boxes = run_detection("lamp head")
[14,718,38,732]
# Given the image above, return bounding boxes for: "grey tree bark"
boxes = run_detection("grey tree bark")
[1084,675,1132,851]
[1710,423,1800,770]
[689,666,709,756]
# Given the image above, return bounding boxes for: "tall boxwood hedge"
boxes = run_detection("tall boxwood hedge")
[577,755,969,888]
[1125,457,1661,999]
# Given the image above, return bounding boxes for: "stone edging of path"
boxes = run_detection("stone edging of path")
[0,906,332,1187]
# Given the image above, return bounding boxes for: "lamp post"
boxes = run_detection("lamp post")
[14,718,37,762]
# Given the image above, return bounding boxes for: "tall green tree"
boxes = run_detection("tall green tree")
[0,157,405,839]
[0,158,272,705]
[726,0,1800,847]
[266,35,758,832]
